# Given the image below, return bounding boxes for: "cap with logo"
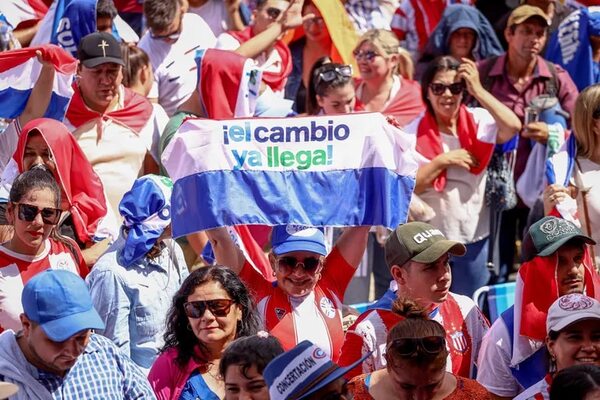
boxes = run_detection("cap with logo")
[77,31,125,68]
[522,216,595,261]
[271,225,326,256]
[264,340,370,400]
[385,222,466,267]
[22,269,105,342]
[507,5,550,28]
[547,293,600,333]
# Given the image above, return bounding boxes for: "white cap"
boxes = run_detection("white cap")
[547,294,600,333]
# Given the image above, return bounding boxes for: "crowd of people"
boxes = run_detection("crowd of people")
[1,0,600,399]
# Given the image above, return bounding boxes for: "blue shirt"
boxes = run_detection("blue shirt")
[36,334,156,399]
[87,235,189,373]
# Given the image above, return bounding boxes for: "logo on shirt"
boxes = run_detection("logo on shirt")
[448,331,468,354]
[319,297,336,319]
[275,308,287,320]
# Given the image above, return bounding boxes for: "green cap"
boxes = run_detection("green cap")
[384,222,466,267]
[522,216,596,261]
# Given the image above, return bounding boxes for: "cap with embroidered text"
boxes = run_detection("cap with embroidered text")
[522,216,595,260]
[78,31,125,68]
[547,294,600,333]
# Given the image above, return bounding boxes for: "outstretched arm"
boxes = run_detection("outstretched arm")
[335,226,370,269]
[205,227,245,274]
[19,50,56,126]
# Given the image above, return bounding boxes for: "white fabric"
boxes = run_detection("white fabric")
[514,376,551,400]
[189,0,231,37]
[138,13,216,116]
[149,103,169,162]
[404,107,498,244]
[0,121,18,177]
[476,315,526,398]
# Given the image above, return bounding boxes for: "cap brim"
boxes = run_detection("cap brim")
[538,234,596,257]
[411,240,466,264]
[40,308,105,342]
[273,241,327,256]
[0,382,18,398]
[298,351,372,400]
[82,57,125,68]
[550,313,600,333]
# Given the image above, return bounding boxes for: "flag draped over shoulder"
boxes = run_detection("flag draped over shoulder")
[0,0,49,27]
[162,112,418,238]
[0,44,76,121]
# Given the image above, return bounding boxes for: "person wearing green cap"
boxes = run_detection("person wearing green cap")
[477,216,600,400]
[338,221,489,380]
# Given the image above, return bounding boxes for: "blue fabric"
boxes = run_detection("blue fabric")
[118,175,173,267]
[487,282,516,323]
[423,4,503,61]
[170,168,415,238]
[50,0,97,57]
[0,88,71,121]
[546,133,577,186]
[36,334,157,399]
[546,8,600,91]
[366,288,396,311]
[501,306,550,389]
[87,235,189,373]
[449,236,490,298]
[179,371,222,400]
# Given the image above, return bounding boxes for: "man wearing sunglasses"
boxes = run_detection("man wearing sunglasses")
[138,0,216,116]
[207,224,369,362]
[215,0,307,95]
[338,221,489,380]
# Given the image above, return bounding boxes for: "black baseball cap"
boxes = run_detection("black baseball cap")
[77,32,125,68]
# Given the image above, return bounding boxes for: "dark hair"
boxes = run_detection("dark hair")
[120,43,150,88]
[420,56,462,115]
[143,0,181,32]
[306,57,353,115]
[550,364,600,400]
[10,168,60,206]
[96,0,118,19]
[162,265,262,367]
[219,335,284,379]
[386,298,448,369]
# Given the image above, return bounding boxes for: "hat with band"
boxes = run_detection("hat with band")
[264,340,370,400]
[385,222,466,267]
[522,216,595,261]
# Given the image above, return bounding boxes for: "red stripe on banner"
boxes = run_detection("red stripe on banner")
[0,45,77,74]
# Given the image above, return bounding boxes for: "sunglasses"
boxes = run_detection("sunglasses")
[353,49,379,62]
[183,299,235,318]
[277,256,322,273]
[266,7,282,19]
[316,65,353,85]
[429,82,465,96]
[387,336,446,356]
[15,203,61,225]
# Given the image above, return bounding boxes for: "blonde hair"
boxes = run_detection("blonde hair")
[573,84,600,159]
[355,29,414,80]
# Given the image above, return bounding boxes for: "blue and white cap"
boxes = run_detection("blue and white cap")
[271,225,326,256]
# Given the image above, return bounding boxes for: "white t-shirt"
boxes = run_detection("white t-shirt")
[572,158,600,266]
[189,0,231,37]
[138,13,217,116]
[0,121,19,178]
[149,103,169,163]
[404,107,497,244]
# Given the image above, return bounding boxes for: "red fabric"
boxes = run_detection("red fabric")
[148,346,205,400]
[227,27,292,92]
[0,44,77,74]
[113,0,142,13]
[65,84,153,135]
[519,249,600,341]
[14,119,109,245]
[416,106,494,192]
[439,295,472,378]
[233,225,272,280]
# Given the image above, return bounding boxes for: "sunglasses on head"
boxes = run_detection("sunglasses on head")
[353,49,379,62]
[316,65,353,85]
[387,336,446,356]
[15,203,61,225]
[429,82,465,96]
[183,299,234,318]
[277,256,322,273]
[266,7,282,19]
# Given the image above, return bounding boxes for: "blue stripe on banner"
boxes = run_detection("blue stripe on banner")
[170,167,415,237]
[0,88,71,120]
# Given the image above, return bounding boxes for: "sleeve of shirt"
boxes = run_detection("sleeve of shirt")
[86,268,132,357]
[338,319,374,379]
[554,63,579,120]
[239,259,273,300]
[476,319,522,397]
[115,343,158,400]
[469,107,498,144]
[321,246,356,300]
[215,32,241,50]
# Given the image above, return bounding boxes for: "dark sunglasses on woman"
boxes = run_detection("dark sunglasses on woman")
[387,336,446,356]
[429,82,465,96]
[184,299,235,318]
[353,49,379,62]
[277,256,322,274]
[14,203,61,225]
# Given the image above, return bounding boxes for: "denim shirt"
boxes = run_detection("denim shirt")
[87,235,189,374]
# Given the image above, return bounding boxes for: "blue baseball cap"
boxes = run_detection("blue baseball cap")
[271,225,327,256]
[22,270,105,342]
[264,340,370,400]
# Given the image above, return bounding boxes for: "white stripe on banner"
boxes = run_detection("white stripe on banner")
[162,112,418,236]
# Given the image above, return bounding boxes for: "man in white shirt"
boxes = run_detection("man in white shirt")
[138,0,216,116]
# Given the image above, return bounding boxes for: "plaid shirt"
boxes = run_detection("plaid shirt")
[344,0,390,33]
[36,334,156,399]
